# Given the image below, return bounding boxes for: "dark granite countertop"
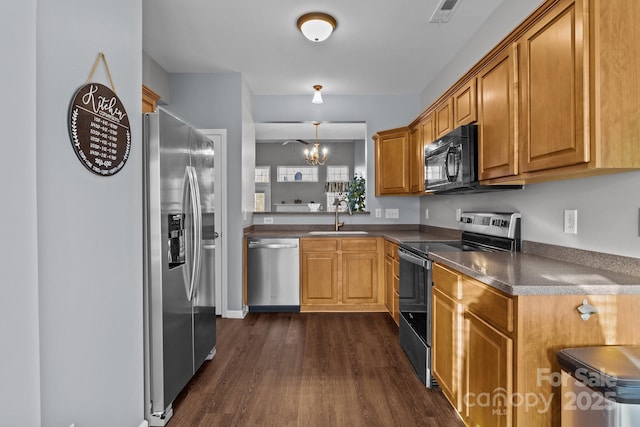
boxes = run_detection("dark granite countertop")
[245,226,640,296]
[244,227,461,243]
[430,251,640,296]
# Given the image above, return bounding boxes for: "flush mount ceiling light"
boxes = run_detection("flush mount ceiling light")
[297,12,337,42]
[312,85,323,104]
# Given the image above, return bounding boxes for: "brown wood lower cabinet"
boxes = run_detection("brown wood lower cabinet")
[383,239,400,325]
[432,262,640,427]
[464,311,513,427]
[432,288,463,411]
[300,237,385,312]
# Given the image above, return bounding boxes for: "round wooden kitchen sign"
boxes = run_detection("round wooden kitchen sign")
[68,83,131,176]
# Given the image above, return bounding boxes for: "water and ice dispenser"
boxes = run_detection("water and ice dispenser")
[168,214,185,268]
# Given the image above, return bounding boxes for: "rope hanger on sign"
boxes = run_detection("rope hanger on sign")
[86,52,117,92]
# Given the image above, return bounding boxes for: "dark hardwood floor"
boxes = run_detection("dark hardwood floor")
[167,312,465,427]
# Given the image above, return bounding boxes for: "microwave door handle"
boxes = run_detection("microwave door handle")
[445,146,460,182]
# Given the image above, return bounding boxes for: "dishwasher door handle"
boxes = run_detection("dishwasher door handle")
[248,243,298,249]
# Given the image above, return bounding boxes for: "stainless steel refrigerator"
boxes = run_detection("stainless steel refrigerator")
[143,108,217,426]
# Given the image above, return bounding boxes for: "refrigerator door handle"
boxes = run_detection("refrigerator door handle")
[182,166,200,302]
[189,166,203,301]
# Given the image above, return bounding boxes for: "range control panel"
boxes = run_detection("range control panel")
[459,212,521,239]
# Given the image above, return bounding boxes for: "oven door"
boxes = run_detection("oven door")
[398,249,431,346]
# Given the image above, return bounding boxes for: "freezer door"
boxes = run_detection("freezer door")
[190,128,217,371]
[144,109,195,416]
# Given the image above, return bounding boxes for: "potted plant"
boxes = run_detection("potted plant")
[346,174,366,212]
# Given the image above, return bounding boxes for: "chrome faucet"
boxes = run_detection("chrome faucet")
[334,197,352,231]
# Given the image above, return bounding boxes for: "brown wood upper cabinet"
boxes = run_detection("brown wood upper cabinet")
[519,0,588,173]
[409,124,424,193]
[434,97,454,138]
[477,44,519,181]
[373,0,640,190]
[453,78,477,128]
[142,85,160,113]
[374,127,410,195]
[494,0,640,182]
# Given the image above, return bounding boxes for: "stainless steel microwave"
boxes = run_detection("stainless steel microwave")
[424,124,522,194]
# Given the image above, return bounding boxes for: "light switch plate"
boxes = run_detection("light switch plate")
[375,208,382,218]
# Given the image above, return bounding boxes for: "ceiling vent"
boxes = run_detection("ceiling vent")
[429,0,461,23]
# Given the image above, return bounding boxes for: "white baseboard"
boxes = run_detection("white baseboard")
[225,306,248,319]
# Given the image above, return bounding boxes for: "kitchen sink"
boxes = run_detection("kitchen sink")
[307,230,369,235]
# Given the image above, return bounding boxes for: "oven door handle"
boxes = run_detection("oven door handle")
[398,249,431,268]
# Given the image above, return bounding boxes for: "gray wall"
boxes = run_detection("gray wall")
[419,0,640,258]
[1,1,40,426]
[35,0,144,426]
[143,51,171,104]
[256,141,356,209]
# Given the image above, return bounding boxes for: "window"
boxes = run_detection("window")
[255,166,271,212]
[326,165,350,182]
[255,166,270,183]
[277,166,318,182]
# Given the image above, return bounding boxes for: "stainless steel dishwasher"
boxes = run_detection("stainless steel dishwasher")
[247,238,300,312]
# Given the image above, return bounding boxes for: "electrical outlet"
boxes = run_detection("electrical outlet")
[564,209,578,234]
[263,217,274,224]
[425,208,429,220]
[375,208,382,218]
[385,208,399,219]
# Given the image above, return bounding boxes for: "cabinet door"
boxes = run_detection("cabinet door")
[464,311,513,427]
[342,252,378,304]
[301,252,339,305]
[374,128,410,195]
[421,113,435,146]
[478,44,519,180]
[519,0,588,172]
[435,97,454,138]
[409,124,424,193]
[453,78,477,128]
[432,288,463,411]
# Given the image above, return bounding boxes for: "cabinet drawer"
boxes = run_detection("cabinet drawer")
[433,263,462,300]
[462,278,513,334]
[301,238,338,252]
[384,240,398,259]
[341,238,379,252]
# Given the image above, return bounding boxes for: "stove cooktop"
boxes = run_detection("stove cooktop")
[399,212,522,258]
[399,241,463,258]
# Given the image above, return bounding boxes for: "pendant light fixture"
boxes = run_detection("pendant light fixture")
[312,85,323,104]
[297,12,337,42]
[304,122,328,165]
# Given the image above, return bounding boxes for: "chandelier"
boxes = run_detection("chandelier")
[304,122,328,165]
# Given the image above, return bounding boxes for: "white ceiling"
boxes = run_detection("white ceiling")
[142,0,507,97]
[255,122,366,142]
